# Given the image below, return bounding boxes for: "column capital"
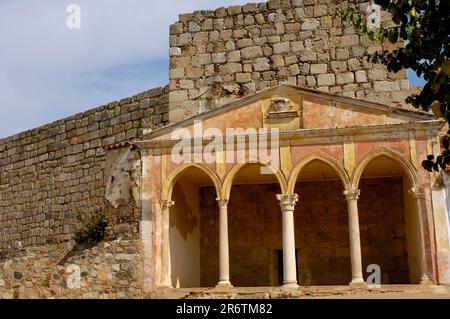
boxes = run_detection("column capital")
[162,200,175,210]
[216,198,229,208]
[409,187,423,199]
[277,194,299,211]
[344,189,360,201]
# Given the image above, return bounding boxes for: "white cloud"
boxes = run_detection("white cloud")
[0,0,248,138]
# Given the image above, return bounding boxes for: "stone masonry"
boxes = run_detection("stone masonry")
[0,0,413,261]
[0,86,169,259]
[1,0,437,299]
[168,0,410,123]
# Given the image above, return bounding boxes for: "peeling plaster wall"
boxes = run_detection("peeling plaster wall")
[402,175,420,284]
[170,181,201,288]
[104,146,141,237]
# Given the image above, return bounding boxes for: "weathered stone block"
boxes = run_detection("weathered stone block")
[169,68,184,79]
[273,42,290,54]
[241,46,264,59]
[336,48,349,60]
[340,35,360,47]
[236,73,251,83]
[374,81,400,92]
[355,70,368,83]
[228,5,242,15]
[253,58,271,72]
[336,72,355,85]
[219,63,243,74]
[188,21,201,32]
[212,52,227,64]
[169,90,189,103]
[317,74,336,86]
[300,50,317,62]
[243,3,258,13]
[310,64,328,74]
[178,33,192,46]
[169,47,181,57]
[301,19,320,30]
[368,69,386,81]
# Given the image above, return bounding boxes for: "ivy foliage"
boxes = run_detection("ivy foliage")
[73,209,108,245]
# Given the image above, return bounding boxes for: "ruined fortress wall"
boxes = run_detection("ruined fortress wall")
[168,0,410,123]
[0,86,169,259]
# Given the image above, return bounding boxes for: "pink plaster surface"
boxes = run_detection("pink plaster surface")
[158,101,264,141]
[415,139,432,185]
[302,97,409,129]
[437,252,450,284]
[151,155,162,287]
[354,140,410,163]
[148,92,445,288]
[290,145,345,169]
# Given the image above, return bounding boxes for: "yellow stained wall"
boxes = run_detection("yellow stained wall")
[402,175,421,284]
[169,180,200,288]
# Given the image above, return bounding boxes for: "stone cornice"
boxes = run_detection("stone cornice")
[133,120,443,150]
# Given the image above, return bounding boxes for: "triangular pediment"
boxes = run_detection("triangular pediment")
[145,84,434,141]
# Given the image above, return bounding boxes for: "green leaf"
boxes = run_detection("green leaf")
[422,160,433,172]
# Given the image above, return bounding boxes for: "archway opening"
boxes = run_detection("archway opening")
[357,155,418,284]
[168,166,218,288]
[228,164,283,287]
[225,163,283,287]
[294,159,351,285]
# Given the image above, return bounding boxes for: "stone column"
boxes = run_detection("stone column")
[277,194,299,289]
[343,189,366,287]
[408,188,432,284]
[161,199,175,288]
[216,198,232,287]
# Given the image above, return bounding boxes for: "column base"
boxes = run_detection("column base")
[349,278,367,289]
[215,281,233,289]
[420,274,433,285]
[281,282,299,290]
[158,283,174,289]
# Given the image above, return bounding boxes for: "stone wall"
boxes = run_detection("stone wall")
[168,0,409,123]
[0,0,417,293]
[0,238,144,299]
[0,86,169,260]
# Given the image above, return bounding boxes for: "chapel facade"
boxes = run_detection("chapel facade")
[135,84,450,290]
[1,0,450,298]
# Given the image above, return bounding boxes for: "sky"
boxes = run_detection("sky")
[0,0,425,138]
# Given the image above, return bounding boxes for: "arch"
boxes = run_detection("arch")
[162,162,222,200]
[351,148,420,189]
[287,151,350,194]
[222,156,288,198]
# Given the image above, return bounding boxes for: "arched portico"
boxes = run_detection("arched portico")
[160,163,222,288]
[351,148,431,284]
[162,163,222,200]
[287,151,350,194]
[219,158,296,288]
[289,153,357,285]
[351,148,420,190]
[222,156,288,198]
